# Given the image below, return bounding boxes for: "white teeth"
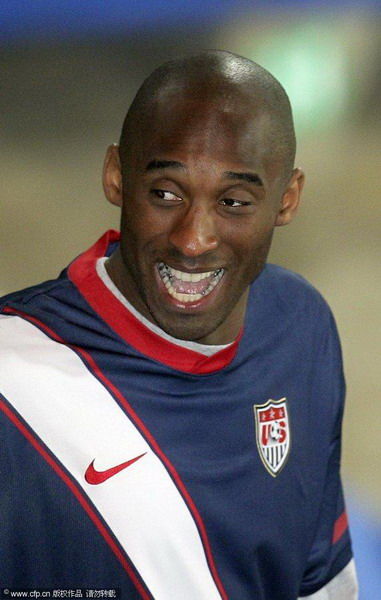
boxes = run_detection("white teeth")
[157,262,224,304]
[167,265,214,282]
[169,289,204,303]
[190,272,213,283]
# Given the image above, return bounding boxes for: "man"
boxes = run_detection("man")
[0,51,357,598]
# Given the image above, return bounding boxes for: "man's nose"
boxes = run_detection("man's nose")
[168,204,219,257]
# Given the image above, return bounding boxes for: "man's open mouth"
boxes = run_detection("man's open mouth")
[157,262,224,303]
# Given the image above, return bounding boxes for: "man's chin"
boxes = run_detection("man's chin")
[148,306,231,345]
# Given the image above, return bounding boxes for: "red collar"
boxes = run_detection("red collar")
[68,231,240,374]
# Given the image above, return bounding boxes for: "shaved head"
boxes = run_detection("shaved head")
[119,50,296,184]
[104,50,304,344]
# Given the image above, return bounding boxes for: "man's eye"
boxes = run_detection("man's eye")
[219,198,251,208]
[151,189,181,203]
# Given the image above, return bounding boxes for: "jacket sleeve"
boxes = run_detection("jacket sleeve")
[298,558,358,599]
[298,311,355,597]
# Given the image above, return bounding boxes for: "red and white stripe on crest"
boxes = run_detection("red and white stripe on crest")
[0,313,226,600]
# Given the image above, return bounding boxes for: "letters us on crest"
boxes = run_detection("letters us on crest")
[254,398,291,477]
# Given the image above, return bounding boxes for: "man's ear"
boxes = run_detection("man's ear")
[275,168,305,227]
[103,144,123,207]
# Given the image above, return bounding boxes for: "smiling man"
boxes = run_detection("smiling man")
[0,51,357,599]
[104,55,302,346]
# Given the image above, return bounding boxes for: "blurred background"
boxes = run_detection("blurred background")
[1,1,380,596]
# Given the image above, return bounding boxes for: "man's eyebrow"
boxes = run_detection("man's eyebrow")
[144,161,263,187]
[223,171,264,187]
[145,159,186,172]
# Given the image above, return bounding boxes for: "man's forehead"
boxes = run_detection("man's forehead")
[137,98,274,168]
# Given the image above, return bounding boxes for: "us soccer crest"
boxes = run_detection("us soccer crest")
[254,398,290,477]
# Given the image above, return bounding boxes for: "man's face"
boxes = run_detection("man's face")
[104,97,302,344]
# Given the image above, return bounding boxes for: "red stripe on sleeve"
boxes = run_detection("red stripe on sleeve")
[332,511,348,544]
